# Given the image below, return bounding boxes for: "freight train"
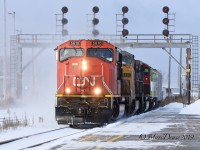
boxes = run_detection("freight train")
[54,40,162,125]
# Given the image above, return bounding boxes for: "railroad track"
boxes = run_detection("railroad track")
[0,127,70,145]
[22,108,162,149]
[1,120,123,149]
[19,129,90,150]
[0,107,164,150]
[48,107,184,150]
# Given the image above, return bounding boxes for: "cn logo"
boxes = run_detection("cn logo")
[73,77,95,87]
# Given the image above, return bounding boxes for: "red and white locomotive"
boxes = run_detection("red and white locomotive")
[55,39,162,125]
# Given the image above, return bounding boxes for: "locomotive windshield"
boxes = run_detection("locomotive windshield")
[87,48,113,61]
[144,68,149,76]
[60,48,83,61]
[122,55,132,64]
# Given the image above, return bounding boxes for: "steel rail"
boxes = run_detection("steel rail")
[0,127,69,145]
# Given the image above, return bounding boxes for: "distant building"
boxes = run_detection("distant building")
[162,87,186,99]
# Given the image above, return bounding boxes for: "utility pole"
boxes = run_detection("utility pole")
[3,0,7,101]
[179,39,182,96]
[168,45,171,97]
[32,48,35,96]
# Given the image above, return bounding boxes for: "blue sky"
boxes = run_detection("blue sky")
[0,0,199,88]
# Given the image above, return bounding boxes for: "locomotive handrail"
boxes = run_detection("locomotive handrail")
[57,75,76,92]
[101,63,113,95]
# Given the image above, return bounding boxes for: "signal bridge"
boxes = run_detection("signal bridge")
[10,33,198,102]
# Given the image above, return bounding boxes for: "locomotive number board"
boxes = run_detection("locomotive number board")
[92,41,102,46]
[70,41,81,46]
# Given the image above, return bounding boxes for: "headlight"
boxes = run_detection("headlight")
[65,88,71,94]
[82,60,87,70]
[94,88,101,95]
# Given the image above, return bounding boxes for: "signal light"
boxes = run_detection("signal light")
[162,18,169,25]
[61,18,68,25]
[92,6,100,36]
[61,6,68,36]
[122,29,129,37]
[61,6,68,14]
[93,6,99,13]
[122,18,129,25]
[92,29,99,36]
[162,6,170,37]
[92,18,99,25]
[122,6,129,13]
[163,6,169,14]
[162,29,169,37]
[62,29,68,36]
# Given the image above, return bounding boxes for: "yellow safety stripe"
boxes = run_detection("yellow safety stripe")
[79,134,96,142]
[107,135,124,142]
[56,94,121,98]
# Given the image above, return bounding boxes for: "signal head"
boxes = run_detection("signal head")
[92,18,99,25]
[92,29,99,36]
[61,6,68,14]
[93,6,99,13]
[163,6,169,13]
[61,18,68,25]
[122,18,129,25]
[162,18,169,25]
[122,6,129,13]
[122,29,129,37]
[162,29,169,37]
[62,29,68,36]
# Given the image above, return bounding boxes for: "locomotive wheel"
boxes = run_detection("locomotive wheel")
[138,98,143,114]
[139,97,146,113]
[130,100,135,115]
[143,100,146,112]
[125,97,132,116]
[148,99,153,111]
[111,101,119,120]
[155,100,159,108]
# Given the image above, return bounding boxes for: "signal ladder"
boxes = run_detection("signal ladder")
[10,35,18,98]
[191,36,199,98]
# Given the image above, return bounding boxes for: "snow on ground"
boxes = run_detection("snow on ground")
[0,96,66,141]
[0,101,197,150]
[162,102,184,109]
[37,103,185,150]
[42,140,180,150]
[180,99,200,115]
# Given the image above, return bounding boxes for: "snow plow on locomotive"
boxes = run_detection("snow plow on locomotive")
[55,40,162,125]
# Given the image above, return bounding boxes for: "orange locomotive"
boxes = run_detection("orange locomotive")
[55,40,123,124]
[55,39,162,125]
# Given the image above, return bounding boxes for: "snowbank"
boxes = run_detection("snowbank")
[162,102,183,109]
[180,99,200,115]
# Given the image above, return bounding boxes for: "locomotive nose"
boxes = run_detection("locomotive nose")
[65,59,103,95]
